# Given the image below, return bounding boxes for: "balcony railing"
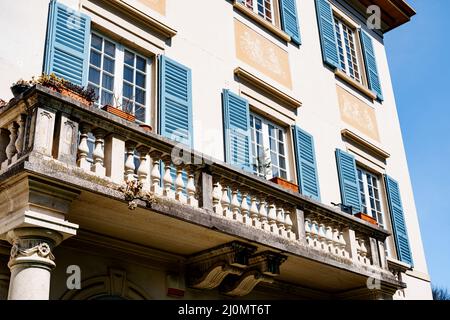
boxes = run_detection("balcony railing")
[0,85,392,275]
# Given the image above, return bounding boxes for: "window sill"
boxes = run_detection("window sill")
[233,1,291,43]
[234,67,302,109]
[335,69,377,101]
[107,0,177,39]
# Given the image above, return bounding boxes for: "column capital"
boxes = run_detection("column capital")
[6,228,63,270]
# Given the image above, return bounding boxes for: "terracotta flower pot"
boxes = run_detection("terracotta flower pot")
[270,176,299,193]
[60,88,91,106]
[354,212,378,226]
[102,105,136,122]
[139,124,153,132]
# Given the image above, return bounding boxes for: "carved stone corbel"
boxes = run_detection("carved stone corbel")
[220,251,288,297]
[186,241,257,289]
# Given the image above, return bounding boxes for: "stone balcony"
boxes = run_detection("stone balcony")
[0,85,405,299]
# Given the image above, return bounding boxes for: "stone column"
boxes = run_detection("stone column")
[6,228,63,300]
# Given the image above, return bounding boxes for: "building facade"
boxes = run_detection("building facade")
[0,0,432,300]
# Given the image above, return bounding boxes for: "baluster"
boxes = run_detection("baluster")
[175,164,186,203]
[240,188,251,225]
[332,226,341,256]
[249,194,260,228]
[149,151,162,196]
[220,179,231,219]
[124,141,137,182]
[355,237,362,263]
[14,114,26,159]
[258,195,268,232]
[304,217,312,246]
[162,155,174,199]
[359,238,369,265]
[325,225,334,254]
[276,205,286,238]
[5,121,18,164]
[230,184,241,222]
[267,200,278,235]
[339,230,348,258]
[284,207,294,240]
[186,165,197,207]
[310,218,319,248]
[92,128,106,177]
[137,146,150,191]
[212,178,222,214]
[318,222,327,251]
[77,123,91,171]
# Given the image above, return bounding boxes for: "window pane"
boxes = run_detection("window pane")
[124,50,135,66]
[136,56,146,72]
[136,72,146,88]
[90,50,101,67]
[101,91,113,106]
[135,106,145,122]
[270,151,278,166]
[269,138,276,151]
[104,40,116,57]
[135,88,146,105]
[278,142,285,155]
[123,83,133,98]
[89,68,100,84]
[123,66,134,83]
[279,156,286,170]
[103,56,115,74]
[91,34,102,50]
[102,73,114,91]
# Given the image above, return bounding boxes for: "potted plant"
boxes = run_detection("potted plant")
[270,176,299,193]
[101,94,136,122]
[34,74,97,106]
[10,79,32,97]
[354,212,378,226]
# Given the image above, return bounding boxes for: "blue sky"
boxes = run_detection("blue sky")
[385,0,450,289]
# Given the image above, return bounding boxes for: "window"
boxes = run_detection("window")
[244,0,275,24]
[357,167,385,228]
[250,113,289,180]
[88,33,152,123]
[333,16,362,83]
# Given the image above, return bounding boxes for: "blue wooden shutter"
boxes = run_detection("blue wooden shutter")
[314,0,339,69]
[335,149,361,214]
[44,0,91,86]
[159,55,193,147]
[292,126,320,201]
[384,175,413,265]
[222,90,252,171]
[360,30,383,101]
[279,0,301,45]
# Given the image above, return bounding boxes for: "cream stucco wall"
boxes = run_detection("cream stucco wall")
[0,0,431,299]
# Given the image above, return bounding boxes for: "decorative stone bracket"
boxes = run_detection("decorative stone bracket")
[186,242,288,297]
[186,241,257,290]
[220,251,288,297]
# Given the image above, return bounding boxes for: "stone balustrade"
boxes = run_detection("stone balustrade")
[211,177,296,241]
[0,86,391,275]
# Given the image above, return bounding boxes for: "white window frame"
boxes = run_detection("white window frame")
[333,16,362,83]
[88,32,152,125]
[357,167,386,228]
[250,113,290,181]
[244,0,275,25]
